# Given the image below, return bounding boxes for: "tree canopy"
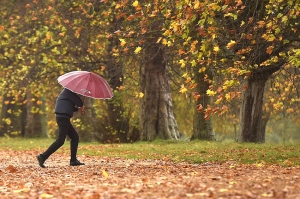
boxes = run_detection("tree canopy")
[0,0,299,142]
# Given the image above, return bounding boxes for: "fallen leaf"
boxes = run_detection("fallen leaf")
[6,165,17,173]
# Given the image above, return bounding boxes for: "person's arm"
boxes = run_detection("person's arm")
[73,96,83,112]
[77,95,86,114]
[65,90,83,111]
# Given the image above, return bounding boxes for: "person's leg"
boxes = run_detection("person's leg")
[67,124,79,162]
[39,117,70,161]
[67,124,84,166]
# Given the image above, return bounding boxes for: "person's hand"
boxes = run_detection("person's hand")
[78,106,85,115]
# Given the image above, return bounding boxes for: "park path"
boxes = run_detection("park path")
[0,149,300,199]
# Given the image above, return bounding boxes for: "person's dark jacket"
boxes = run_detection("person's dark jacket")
[54,88,83,118]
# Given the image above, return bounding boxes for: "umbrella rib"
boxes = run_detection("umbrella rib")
[98,76,111,98]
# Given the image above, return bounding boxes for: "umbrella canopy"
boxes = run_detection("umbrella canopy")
[58,71,113,99]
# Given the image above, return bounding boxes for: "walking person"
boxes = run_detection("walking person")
[37,88,85,168]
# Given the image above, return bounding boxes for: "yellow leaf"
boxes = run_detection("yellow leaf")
[240,21,245,27]
[167,41,172,47]
[119,39,126,46]
[261,193,273,197]
[220,188,228,192]
[102,170,109,178]
[215,98,222,105]
[190,60,197,67]
[13,188,29,193]
[4,118,11,125]
[162,39,168,45]
[194,0,200,9]
[257,163,264,167]
[225,93,230,101]
[134,46,142,54]
[266,21,273,28]
[156,37,162,43]
[261,34,275,41]
[179,85,188,93]
[281,16,288,23]
[210,3,221,11]
[198,67,206,73]
[138,92,144,98]
[182,73,188,78]
[273,102,283,111]
[40,193,54,198]
[226,40,236,49]
[213,46,220,52]
[179,59,186,68]
[206,89,216,96]
[132,0,139,7]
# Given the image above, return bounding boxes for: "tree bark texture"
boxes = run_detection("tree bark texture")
[238,77,268,142]
[139,43,180,141]
[260,108,270,141]
[191,71,214,140]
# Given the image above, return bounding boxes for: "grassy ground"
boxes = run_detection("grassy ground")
[0,137,300,166]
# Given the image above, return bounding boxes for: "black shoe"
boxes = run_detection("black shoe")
[37,154,46,168]
[70,160,85,166]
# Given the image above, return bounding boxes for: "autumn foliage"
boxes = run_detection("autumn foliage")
[0,0,299,142]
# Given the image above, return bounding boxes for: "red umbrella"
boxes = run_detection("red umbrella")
[58,71,113,99]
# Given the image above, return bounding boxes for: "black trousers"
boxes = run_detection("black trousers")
[41,116,79,162]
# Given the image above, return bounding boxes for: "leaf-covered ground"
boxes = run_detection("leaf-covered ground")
[0,149,300,199]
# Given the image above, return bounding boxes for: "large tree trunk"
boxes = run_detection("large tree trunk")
[139,43,180,141]
[239,63,281,143]
[238,77,268,142]
[191,71,214,140]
